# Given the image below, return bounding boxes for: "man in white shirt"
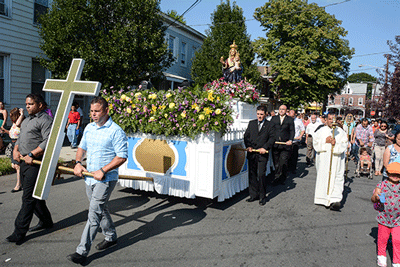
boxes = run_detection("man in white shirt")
[305,114,322,165]
[289,111,305,174]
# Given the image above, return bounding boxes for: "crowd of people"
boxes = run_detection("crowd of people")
[245,105,400,267]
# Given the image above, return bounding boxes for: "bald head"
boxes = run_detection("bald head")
[278,105,287,116]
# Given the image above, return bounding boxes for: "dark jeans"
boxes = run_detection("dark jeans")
[289,142,300,173]
[14,162,53,235]
[272,147,291,183]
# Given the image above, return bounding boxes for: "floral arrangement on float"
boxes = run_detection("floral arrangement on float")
[203,78,260,104]
[102,86,235,138]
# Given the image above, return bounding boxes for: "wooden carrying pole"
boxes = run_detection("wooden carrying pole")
[20,158,154,182]
[233,148,268,153]
[327,120,337,195]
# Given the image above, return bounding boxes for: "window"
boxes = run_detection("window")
[168,35,178,60]
[358,97,363,106]
[340,97,345,105]
[349,97,353,106]
[0,54,10,103]
[34,0,48,24]
[192,46,197,59]
[0,0,10,17]
[0,55,4,102]
[31,60,47,100]
[181,42,186,65]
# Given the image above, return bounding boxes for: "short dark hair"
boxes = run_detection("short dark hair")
[361,118,369,123]
[90,96,108,109]
[256,105,267,114]
[359,147,368,154]
[26,93,46,106]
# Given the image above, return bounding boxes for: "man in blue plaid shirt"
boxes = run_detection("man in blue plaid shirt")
[67,96,128,264]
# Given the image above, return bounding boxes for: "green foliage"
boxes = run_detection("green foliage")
[0,157,15,176]
[166,10,186,24]
[38,0,173,89]
[191,0,261,88]
[253,0,354,108]
[347,72,377,99]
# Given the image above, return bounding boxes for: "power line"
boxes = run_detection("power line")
[352,52,391,58]
[171,0,350,29]
[167,0,202,29]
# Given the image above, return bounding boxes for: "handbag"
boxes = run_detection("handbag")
[5,142,14,159]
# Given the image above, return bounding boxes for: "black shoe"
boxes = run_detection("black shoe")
[6,233,25,243]
[246,197,259,202]
[95,239,117,250]
[259,198,268,206]
[329,202,341,211]
[11,187,22,193]
[67,252,86,264]
[272,179,285,186]
[29,221,53,232]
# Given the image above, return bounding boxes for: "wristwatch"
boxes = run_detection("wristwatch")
[28,152,34,158]
[75,161,82,166]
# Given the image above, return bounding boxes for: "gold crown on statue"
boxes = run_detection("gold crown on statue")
[230,41,238,50]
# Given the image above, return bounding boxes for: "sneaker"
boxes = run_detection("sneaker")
[95,239,117,250]
[377,255,387,267]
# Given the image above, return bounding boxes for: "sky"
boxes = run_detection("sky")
[160,0,400,79]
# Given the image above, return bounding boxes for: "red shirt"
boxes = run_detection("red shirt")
[68,111,80,124]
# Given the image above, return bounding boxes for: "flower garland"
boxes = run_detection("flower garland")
[102,86,234,138]
[203,78,259,104]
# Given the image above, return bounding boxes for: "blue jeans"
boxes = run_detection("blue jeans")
[76,180,117,256]
[67,124,78,147]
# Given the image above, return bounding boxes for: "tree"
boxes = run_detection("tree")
[38,0,173,90]
[191,0,261,87]
[380,36,400,120]
[253,0,354,108]
[166,10,186,24]
[347,72,377,99]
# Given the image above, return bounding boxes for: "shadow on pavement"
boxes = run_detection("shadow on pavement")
[86,206,206,265]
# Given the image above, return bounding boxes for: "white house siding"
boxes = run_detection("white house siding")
[0,0,57,124]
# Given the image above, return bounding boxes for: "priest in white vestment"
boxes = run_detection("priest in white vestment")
[313,114,348,210]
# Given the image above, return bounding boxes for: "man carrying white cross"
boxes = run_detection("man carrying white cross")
[6,94,54,243]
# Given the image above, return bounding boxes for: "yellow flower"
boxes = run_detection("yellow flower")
[204,107,212,115]
[121,94,127,101]
[135,92,142,98]
[217,97,220,101]
[126,108,132,114]
[215,109,221,115]
[159,105,166,110]
[132,104,136,108]
[152,105,157,113]
[164,114,168,118]
[149,116,155,122]
[181,112,186,118]
[109,104,113,110]
[199,114,205,120]
[166,92,172,98]
[191,103,198,110]
[169,103,175,109]
[149,93,157,100]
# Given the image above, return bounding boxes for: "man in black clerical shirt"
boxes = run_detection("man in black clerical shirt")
[244,106,275,206]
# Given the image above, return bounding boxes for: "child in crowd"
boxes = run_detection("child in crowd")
[359,147,372,170]
[372,162,400,267]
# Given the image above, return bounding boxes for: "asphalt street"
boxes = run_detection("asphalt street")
[0,146,384,266]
